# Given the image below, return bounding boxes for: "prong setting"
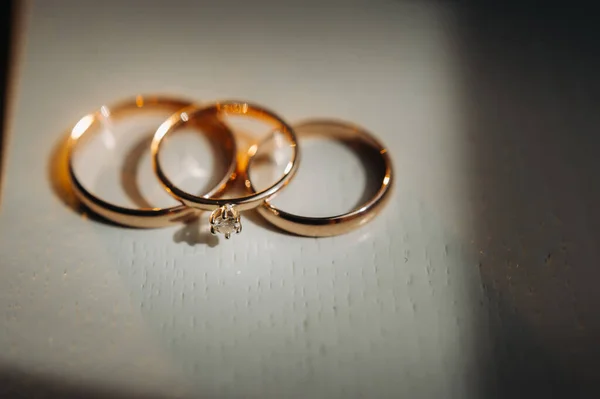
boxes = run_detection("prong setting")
[209,204,242,239]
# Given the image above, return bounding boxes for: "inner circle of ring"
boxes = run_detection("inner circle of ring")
[66,95,238,228]
[151,100,300,213]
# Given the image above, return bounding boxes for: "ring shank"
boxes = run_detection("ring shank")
[250,119,393,237]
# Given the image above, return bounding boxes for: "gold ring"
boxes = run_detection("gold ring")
[152,100,299,239]
[67,95,237,228]
[248,119,393,237]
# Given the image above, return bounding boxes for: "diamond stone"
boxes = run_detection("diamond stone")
[209,204,242,239]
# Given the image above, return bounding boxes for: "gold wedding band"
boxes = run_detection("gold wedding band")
[151,101,299,239]
[67,95,237,228]
[248,119,393,237]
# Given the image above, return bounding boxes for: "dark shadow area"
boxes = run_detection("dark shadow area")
[0,0,16,203]
[0,364,180,399]
[173,217,219,247]
[459,3,600,398]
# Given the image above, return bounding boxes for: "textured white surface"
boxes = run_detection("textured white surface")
[1,1,599,398]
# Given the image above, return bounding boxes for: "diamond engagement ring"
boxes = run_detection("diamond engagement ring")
[151,100,299,239]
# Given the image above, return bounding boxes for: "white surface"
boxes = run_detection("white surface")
[1,1,599,398]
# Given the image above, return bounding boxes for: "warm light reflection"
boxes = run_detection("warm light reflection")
[283,161,293,175]
[357,212,370,224]
[221,102,249,114]
[247,144,258,157]
[70,114,94,139]
[154,119,172,143]
[383,176,390,185]
[273,133,291,166]
[100,105,110,118]
[100,126,116,150]
[135,95,144,107]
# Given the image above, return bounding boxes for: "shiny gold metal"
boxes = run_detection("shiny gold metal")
[248,119,393,237]
[66,95,237,228]
[151,101,299,238]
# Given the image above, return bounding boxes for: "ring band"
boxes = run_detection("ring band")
[248,119,393,237]
[152,101,299,238]
[67,95,237,228]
